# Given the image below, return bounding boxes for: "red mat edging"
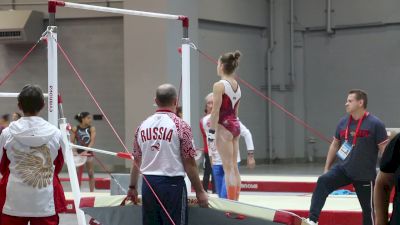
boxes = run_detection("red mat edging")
[273,211,302,225]
[57,177,361,193]
[64,178,395,203]
[65,198,380,225]
[197,180,354,193]
[60,177,110,189]
[65,197,96,214]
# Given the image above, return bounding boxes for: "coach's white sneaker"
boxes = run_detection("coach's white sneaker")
[304,218,318,225]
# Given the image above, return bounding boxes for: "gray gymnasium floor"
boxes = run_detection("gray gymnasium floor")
[59,163,325,225]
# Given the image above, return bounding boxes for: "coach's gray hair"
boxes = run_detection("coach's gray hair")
[156,84,177,107]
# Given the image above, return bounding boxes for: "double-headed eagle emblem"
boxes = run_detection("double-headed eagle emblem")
[13,145,53,189]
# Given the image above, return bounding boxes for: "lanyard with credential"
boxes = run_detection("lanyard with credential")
[345,112,367,147]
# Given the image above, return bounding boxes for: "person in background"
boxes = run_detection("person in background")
[374,133,400,225]
[176,106,183,118]
[306,89,388,225]
[199,93,216,193]
[11,112,21,121]
[70,112,96,192]
[0,114,10,134]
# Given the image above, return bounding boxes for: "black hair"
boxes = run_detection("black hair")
[75,112,90,123]
[1,114,9,122]
[156,84,177,107]
[219,50,241,75]
[17,84,45,114]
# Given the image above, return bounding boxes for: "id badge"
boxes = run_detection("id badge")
[337,141,352,160]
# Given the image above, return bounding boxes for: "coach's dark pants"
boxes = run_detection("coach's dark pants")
[202,152,215,193]
[142,175,188,225]
[308,165,375,225]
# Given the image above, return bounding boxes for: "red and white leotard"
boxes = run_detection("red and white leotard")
[218,79,241,137]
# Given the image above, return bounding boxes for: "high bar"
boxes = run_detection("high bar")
[51,1,186,22]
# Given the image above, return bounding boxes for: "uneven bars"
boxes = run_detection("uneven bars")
[49,0,192,199]
[50,1,188,22]
[0,92,49,98]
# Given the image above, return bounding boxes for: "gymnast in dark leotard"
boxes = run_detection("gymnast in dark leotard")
[208,50,242,201]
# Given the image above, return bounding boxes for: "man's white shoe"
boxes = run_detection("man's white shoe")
[304,218,318,225]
